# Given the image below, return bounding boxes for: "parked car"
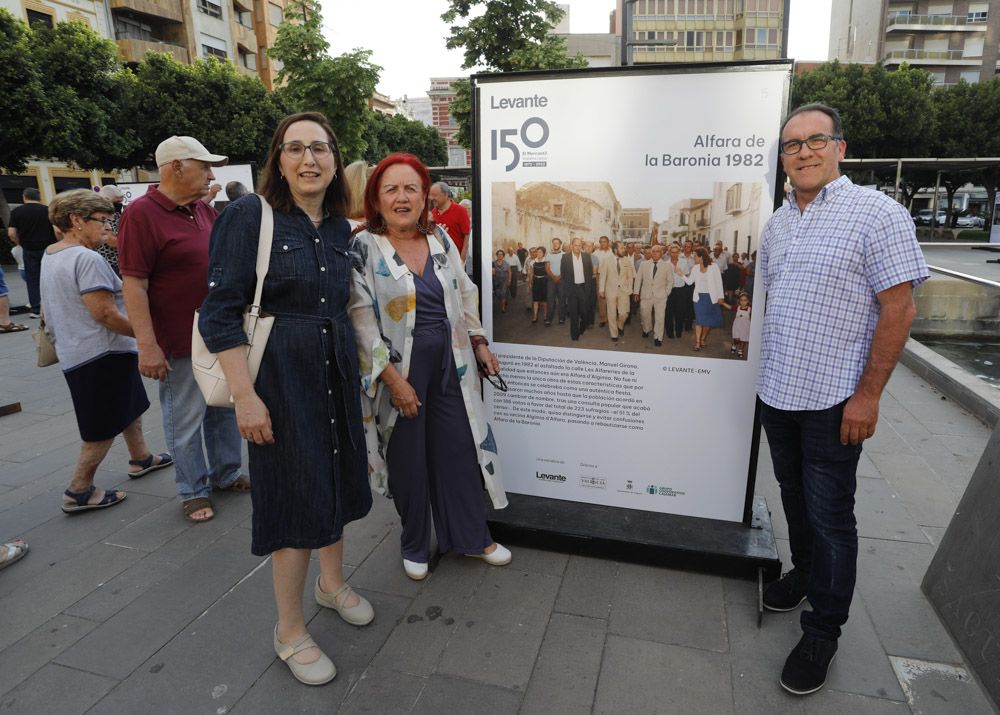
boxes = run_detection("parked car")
[955,213,985,229]
[913,209,947,226]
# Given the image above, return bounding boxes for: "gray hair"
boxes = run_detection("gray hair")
[49,189,114,231]
[431,181,452,196]
[98,185,124,202]
[781,102,843,138]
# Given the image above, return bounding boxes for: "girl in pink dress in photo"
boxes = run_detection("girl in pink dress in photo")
[731,292,752,358]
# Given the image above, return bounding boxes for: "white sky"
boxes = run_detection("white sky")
[321,0,833,99]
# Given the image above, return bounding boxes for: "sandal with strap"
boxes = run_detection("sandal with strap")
[0,323,29,333]
[314,577,374,626]
[273,624,336,686]
[0,539,28,570]
[62,485,125,514]
[128,452,173,478]
[220,474,251,493]
[182,497,214,523]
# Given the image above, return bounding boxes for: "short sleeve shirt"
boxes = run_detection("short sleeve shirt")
[757,176,929,411]
[9,202,57,250]
[547,250,563,277]
[39,246,136,370]
[432,202,470,254]
[117,186,218,357]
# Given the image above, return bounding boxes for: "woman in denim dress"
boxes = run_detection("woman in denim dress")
[198,113,372,686]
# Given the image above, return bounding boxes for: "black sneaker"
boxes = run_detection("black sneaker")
[763,570,807,612]
[642,331,650,338]
[780,634,837,695]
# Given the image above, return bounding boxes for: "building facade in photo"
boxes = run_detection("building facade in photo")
[830,1,1000,86]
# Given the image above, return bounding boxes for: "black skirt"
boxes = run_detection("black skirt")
[64,352,149,442]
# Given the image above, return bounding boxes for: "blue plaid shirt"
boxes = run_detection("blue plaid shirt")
[757,176,929,411]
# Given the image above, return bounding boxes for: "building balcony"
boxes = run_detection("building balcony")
[232,22,255,50]
[887,14,987,32]
[632,47,735,63]
[116,36,189,64]
[109,0,183,24]
[884,48,982,65]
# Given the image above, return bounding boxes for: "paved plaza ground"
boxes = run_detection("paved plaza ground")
[0,268,996,714]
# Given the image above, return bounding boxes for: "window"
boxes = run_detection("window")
[962,36,984,57]
[968,2,988,22]
[203,45,227,59]
[959,70,980,83]
[115,16,154,41]
[25,9,53,28]
[235,8,252,27]
[239,49,256,70]
[927,3,953,16]
[197,0,223,18]
[726,184,743,212]
[268,2,282,26]
[552,204,564,218]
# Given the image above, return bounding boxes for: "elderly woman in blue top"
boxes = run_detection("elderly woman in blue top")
[198,112,373,687]
[348,153,510,582]
[41,190,173,515]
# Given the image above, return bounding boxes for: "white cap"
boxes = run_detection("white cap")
[155,136,228,167]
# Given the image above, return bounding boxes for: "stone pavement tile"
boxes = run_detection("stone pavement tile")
[889,656,995,715]
[520,613,606,715]
[0,542,143,651]
[855,537,961,663]
[0,443,84,493]
[0,614,97,697]
[0,410,49,438]
[594,634,734,715]
[927,433,990,460]
[867,452,959,528]
[918,527,946,548]
[864,422,915,456]
[826,595,906,701]
[855,477,928,544]
[100,497,190,553]
[437,568,561,690]
[373,556,485,677]
[911,443,979,496]
[62,555,181,622]
[339,666,426,715]
[918,412,989,439]
[342,495,398,568]
[728,602,806,714]
[0,663,118,715]
[348,524,425,599]
[108,468,180,499]
[553,554,617,619]
[803,690,911,714]
[147,497,254,566]
[857,452,881,479]
[54,535,265,680]
[609,562,728,653]
[0,492,166,598]
[411,674,521,715]
[228,590,410,713]
[504,545,568,576]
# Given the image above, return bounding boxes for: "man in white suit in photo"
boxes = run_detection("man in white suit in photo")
[598,241,635,342]
[633,244,672,346]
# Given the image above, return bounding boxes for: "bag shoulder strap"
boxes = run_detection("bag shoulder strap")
[250,195,273,314]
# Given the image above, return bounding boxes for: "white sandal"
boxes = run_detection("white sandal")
[0,539,28,570]
[314,578,374,626]
[273,625,336,686]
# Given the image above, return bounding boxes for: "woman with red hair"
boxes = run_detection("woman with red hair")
[348,153,510,580]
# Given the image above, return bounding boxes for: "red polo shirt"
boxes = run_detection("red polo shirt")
[118,186,217,357]
[432,201,470,254]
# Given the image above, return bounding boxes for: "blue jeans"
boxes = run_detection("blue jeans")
[159,356,243,501]
[759,398,862,640]
[22,248,44,310]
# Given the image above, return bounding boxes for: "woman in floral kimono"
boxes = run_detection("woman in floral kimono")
[348,153,510,581]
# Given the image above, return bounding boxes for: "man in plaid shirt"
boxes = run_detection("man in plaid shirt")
[757,103,928,696]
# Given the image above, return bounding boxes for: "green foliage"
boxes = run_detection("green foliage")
[362,112,448,166]
[442,0,587,147]
[269,0,381,160]
[0,10,46,173]
[126,53,287,168]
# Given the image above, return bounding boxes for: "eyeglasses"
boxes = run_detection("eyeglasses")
[479,365,507,392]
[279,141,334,159]
[779,133,842,155]
[84,216,114,226]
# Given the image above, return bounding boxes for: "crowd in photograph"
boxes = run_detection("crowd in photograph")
[494,235,756,356]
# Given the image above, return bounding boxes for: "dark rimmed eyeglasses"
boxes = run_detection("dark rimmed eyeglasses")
[279,141,335,159]
[779,133,842,155]
[84,216,114,226]
[480,368,507,392]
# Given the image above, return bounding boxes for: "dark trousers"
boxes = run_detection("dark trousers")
[22,248,44,310]
[386,324,491,562]
[665,291,685,338]
[566,282,589,340]
[509,269,518,300]
[759,398,862,641]
[679,283,695,330]
[546,278,565,323]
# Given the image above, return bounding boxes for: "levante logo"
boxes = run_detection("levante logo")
[490,94,550,172]
[536,471,567,482]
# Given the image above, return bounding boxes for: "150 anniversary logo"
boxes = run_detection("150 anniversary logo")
[488,93,550,172]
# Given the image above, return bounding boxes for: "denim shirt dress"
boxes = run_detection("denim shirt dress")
[198,194,372,556]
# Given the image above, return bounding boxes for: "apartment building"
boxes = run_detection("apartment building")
[428,77,472,168]
[830,1,1000,86]
[621,0,788,64]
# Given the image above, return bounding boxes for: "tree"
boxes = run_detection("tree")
[126,53,287,168]
[269,0,381,160]
[362,112,448,167]
[441,0,587,147]
[0,10,47,176]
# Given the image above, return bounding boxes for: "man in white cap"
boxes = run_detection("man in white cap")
[119,136,248,524]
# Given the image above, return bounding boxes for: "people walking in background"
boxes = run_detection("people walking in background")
[665,244,688,339]
[343,160,372,226]
[119,136,247,525]
[633,244,672,347]
[560,238,595,341]
[598,240,635,342]
[681,247,726,352]
[7,188,57,318]
[349,153,509,584]
[757,103,928,696]
[545,237,565,326]
[592,235,613,327]
[429,181,470,264]
[96,185,125,276]
[42,190,173,516]
[199,113,373,687]
[529,246,551,323]
[493,249,511,312]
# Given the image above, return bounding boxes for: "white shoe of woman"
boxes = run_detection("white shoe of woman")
[273,625,336,686]
[466,543,512,566]
[403,558,428,580]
